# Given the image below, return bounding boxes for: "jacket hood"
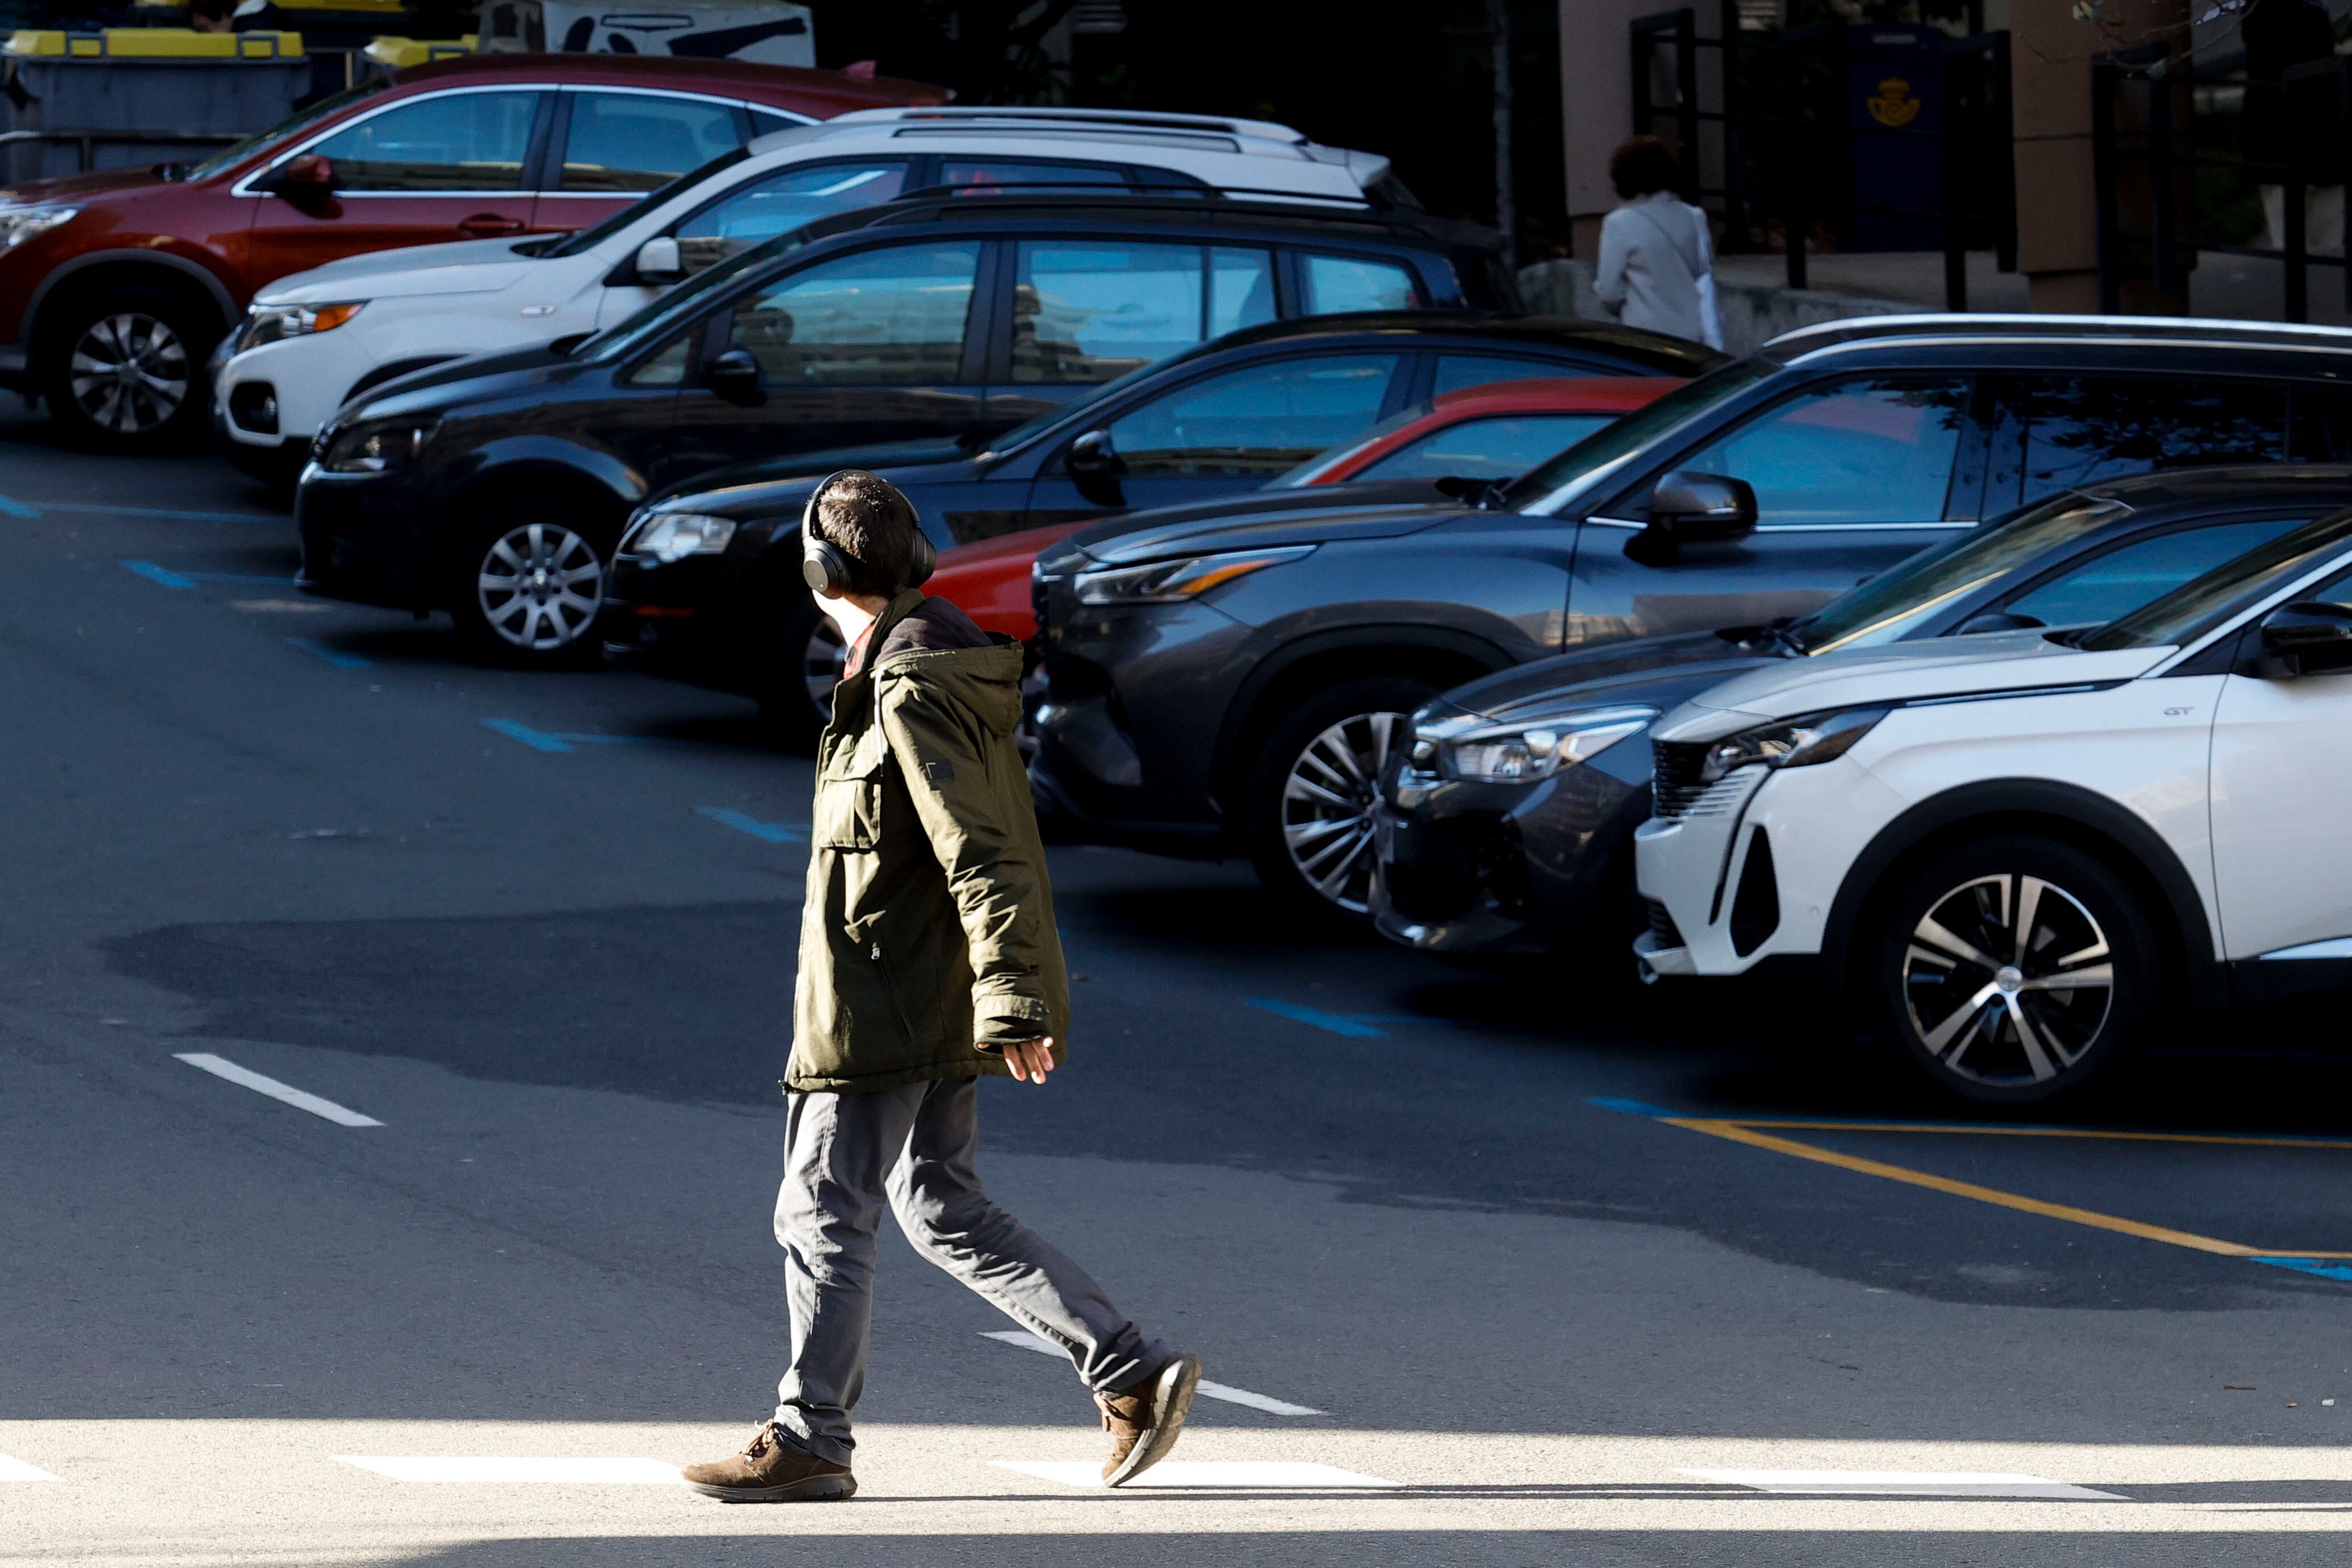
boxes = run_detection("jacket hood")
[876,641,1025,736]
[652,441,982,513]
[1657,630,2177,739]
[1436,630,1766,717]
[1075,490,1469,567]
[254,237,553,304]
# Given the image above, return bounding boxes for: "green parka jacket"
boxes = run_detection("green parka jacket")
[788,589,1070,1094]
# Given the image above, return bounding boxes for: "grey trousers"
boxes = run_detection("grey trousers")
[771,1073,1168,1465]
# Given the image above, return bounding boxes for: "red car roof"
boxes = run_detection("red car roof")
[397,52,946,112]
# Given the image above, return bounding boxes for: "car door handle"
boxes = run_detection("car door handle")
[459,213,527,236]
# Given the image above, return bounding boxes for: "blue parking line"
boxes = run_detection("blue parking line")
[697,806,809,844]
[46,502,279,524]
[121,559,196,589]
[2251,1257,2352,1281]
[1247,998,1389,1038]
[284,637,371,670]
[480,717,573,753]
[196,571,300,587]
[1587,1096,1691,1118]
[0,492,39,517]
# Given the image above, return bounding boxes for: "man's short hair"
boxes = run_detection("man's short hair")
[1609,135,1680,200]
[813,471,921,597]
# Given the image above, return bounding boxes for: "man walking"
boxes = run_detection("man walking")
[683,471,1200,1503]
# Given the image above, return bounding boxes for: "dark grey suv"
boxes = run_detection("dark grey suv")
[1031,315,2352,914]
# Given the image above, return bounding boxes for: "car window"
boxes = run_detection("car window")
[1669,376,1974,526]
[539,146,747,259]
[1012,242,1210,385]
[197,77,388,181]
[727,242,979,386]
[1431,354,1587,395]
[561,91,742,192]
[749,109,804,138]
[1999,517,2314,629]
[622,326,697,387]
[1299,253,1419,315]
[307,89,543,192]
[676,160,909,272]
[2000,377,2336,510]
[1210,247,1277,337]
[1105,353,1402,477]
[941,159,1131,193]
[1354,413,1612,482]
[2085,507,2352,650]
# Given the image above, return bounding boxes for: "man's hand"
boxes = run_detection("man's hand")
[999,1036,1056,1085]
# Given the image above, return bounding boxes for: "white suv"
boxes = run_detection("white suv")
[1633,502,2352,1103]
[213,106,1404,473]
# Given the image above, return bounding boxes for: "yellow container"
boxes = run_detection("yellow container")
[4,29,306,60]
[364,35,480,70]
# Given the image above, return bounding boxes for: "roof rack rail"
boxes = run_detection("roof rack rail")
[841,104,1307,143]
[1769,311,2352,356]
[890,179,1369,208]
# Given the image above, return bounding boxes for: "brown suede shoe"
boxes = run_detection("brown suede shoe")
[1095,1354,1201,1487]
[681,1423,856,1502]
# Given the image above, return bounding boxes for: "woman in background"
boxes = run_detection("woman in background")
[1595,135,1722,350]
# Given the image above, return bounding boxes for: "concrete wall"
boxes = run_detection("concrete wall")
[1519,257,1913,357]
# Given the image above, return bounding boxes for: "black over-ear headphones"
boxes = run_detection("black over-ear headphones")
[801,469,937,597]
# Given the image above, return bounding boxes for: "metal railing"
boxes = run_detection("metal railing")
[1630,6,2016,310]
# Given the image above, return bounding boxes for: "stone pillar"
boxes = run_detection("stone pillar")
[2012,0,2190,312]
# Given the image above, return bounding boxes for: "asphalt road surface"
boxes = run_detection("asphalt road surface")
[4,408,2350,1567]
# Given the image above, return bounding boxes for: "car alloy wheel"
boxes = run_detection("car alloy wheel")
[68,312,189,435]
[476,522,604,652]
[1279,709,1406,915]
[1900,872,2115,1089]
[802,615,847,718]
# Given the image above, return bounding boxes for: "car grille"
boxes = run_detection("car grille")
[1643,897,1684,949]
[1652,740,1711,817]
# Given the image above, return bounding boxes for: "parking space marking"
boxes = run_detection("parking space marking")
[697,806,808,844]
[43,502,279,524]
[121,559,196,589]
[175,1053,384,1128]
[0,492,40,518]
[1592,1099,2352,1268]
[481,718,675,754]
[1680,1469,2123,1500]
[2252,1257,2352,1281]
[979,1330,1323,1414]
[1247,998,1388,1038]
[283,637,372,670]
[992,1459,1392,1489]
[334,1456,680,1484]
[0,1453,62,1482]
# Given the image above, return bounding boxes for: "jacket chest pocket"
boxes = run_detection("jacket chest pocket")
[813,731,888,850]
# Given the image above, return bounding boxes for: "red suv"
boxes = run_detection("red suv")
[0,52,939,448]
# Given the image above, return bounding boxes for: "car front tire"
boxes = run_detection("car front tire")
[44,285,217,448]
[1248,675,1439,921]
[452,514,614,667]
[1869,834,2157,1104]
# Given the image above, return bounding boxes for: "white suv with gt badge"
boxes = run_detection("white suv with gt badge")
[1633,503,2352,1103]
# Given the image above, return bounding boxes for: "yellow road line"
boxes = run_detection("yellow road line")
[1664,1117,2276,1257]
[1717,1119,2352,1153]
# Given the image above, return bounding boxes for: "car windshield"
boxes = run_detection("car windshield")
[1792,494,2131,654]
[2081,505,2352,650]
[539,147,751,259]
[184,78,389,181]
[572,226,809,362]
[1264,401,1434,488]
[1501,357,1777,514]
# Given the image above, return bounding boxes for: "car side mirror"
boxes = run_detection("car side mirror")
[1625,470,1757,565]
[1066,428,1120,476]
[634,236,683,284]
[2248,600,2352,678]
[269,153,335,209]
[700,346,764,406]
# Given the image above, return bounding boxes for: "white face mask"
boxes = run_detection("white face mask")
[818,591,878,646]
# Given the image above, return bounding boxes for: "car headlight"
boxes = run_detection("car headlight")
[1698,706,1888,785]
[319,418,434,474]
[240,300,364,350]
[626,510,736,564]
[0,205,78,249]
[1073,544,1315,605]
[1426,704,1655,785]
